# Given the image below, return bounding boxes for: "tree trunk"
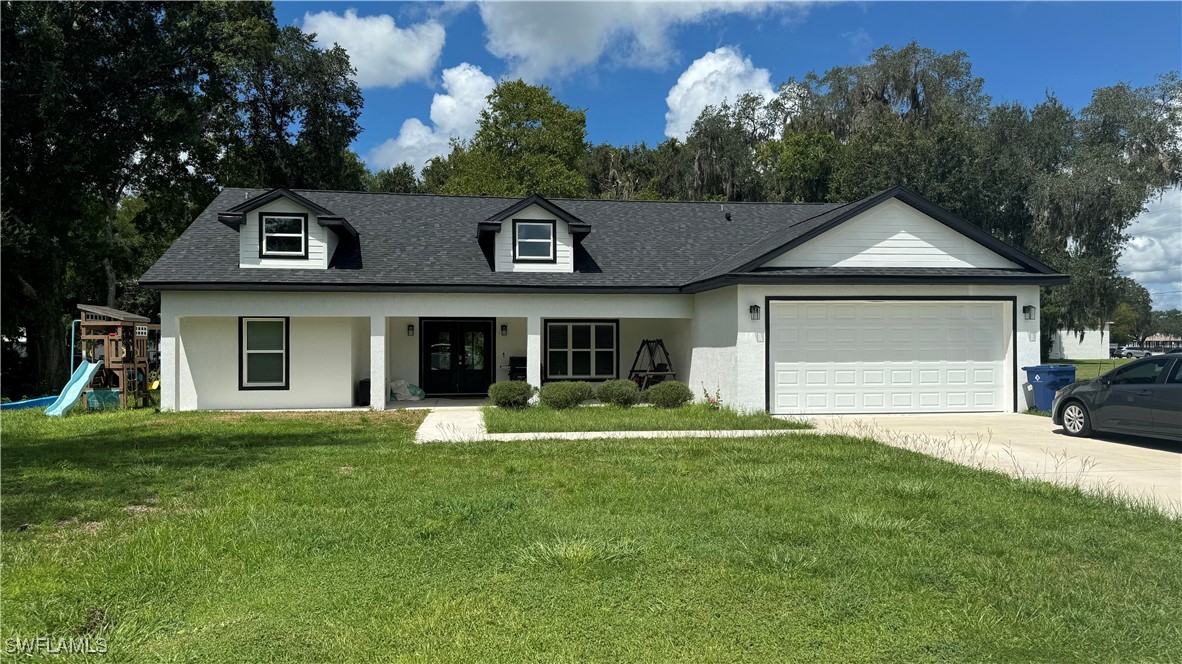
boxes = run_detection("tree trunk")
[28,317,68,394]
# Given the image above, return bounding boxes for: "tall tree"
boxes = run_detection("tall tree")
[2,2,364,391]
[369,163,422,194]
[218,25,364,190]
[426,80,589,198]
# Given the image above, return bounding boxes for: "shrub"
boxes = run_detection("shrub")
[646,380,693,408]
[594,379,642,407]
[539,381,592,409]
[488,381,536,409]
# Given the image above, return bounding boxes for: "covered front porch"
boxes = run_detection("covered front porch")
[379,315,691,407]
[159,291,698,412]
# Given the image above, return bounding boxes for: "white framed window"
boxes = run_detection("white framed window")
[545,321,617,380]
[513,220,555,262]
[260,213,308,258]
[240,317,288,389]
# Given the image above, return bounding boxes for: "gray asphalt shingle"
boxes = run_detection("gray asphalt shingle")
[140,187,1064,291]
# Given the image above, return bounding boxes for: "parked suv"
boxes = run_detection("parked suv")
[1052,352,1182,442]
[1118,346,1154,358]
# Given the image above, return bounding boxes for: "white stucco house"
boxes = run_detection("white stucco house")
[1048,323,1112,360]
[140,185,1067,414]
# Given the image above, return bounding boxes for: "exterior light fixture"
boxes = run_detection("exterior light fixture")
[407,324,415,336]
[500,324,508,337]
[749,304,761,321]
[1022,305,1036,321]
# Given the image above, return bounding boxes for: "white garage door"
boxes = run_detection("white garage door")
[769,300,1009,414]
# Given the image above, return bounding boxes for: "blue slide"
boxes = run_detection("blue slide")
[44,360,103,417]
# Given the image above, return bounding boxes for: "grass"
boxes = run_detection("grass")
[3,409,1181,661]
[1023,408,1051,417]
[482,403,811,433]
[1047,357,1131,382]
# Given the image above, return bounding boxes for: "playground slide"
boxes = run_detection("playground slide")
[44,360,103,417]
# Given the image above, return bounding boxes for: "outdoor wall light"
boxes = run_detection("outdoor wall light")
[749,304,761,321]
[1023,305,1036,321]
[500,324,508,336]
[407,323,415,337]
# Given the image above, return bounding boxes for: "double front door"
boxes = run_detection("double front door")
[420,319,494,396]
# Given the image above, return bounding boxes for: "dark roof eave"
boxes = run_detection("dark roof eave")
[682,271,1071,293]
[138,280,683,295]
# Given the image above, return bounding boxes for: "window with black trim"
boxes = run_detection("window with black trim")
[241,317,288,389]
[546,321,616,380]
[513,220,555,262]
[260,213,308,258]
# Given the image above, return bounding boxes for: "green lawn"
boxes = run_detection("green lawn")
[3,409,1181,661]
[482,403,810,433]
[1047,357,1131,382]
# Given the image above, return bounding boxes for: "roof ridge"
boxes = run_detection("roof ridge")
[226,186,847,207]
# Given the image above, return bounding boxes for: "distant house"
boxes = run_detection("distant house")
[1143,333,1182,351]
[140,186,1067,414]
[1048,323,1111,360]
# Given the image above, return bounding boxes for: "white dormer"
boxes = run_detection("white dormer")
[218,189,357,270]
[481,194,590,273]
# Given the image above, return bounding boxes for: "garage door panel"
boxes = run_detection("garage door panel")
[769,300,1008,415]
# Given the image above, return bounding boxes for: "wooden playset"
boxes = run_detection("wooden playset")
[77,304,159,408]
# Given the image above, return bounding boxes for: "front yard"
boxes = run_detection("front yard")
[3,409,1180,661]
[482,403,809,433]
[1048,357,1131,381]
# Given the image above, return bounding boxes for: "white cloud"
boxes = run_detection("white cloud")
[664,46,775,140]
[367,63,497,174]
[478,1,804,81]
[1120,187,1182,310]
[841,28,871,54]
[302,9,445,88]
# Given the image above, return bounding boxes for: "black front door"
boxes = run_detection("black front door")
[420,320,494,396]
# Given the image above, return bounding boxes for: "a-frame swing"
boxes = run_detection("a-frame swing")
[628,339,676,389]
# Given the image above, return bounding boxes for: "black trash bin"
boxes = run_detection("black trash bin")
[356,378,371,407]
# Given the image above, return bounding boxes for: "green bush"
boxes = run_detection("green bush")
[645,380,693,408]
[487,381,536,409]
[594,379,641,407]
[539,381,593,409]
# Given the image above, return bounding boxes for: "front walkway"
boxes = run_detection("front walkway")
[416,408,1181,515]
[413,406,801,443]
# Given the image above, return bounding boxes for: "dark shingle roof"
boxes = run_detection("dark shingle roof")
[140,187,1066,292]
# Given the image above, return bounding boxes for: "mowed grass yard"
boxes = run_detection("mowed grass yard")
[3,410,1181,661]
[1047,357,1132,382]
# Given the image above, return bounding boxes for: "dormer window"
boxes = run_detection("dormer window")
[513,220,556,262]
[260,213,308,258]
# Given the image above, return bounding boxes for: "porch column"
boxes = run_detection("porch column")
[369,315,386,410]
[526,315,542,389]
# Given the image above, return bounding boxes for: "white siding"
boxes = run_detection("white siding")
[493,204,575,273]
[763,199,1021,269]
[239,198,333,269]
[1049,324,1110,360]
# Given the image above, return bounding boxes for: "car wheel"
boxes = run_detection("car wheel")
[1061,400,1092,437]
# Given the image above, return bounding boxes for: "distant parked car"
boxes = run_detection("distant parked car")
[1052,351,1182,442]
[1109,344,1120,358]
[1118,346,1153,358]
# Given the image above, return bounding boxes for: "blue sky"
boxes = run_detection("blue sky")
[275,1,1182,308]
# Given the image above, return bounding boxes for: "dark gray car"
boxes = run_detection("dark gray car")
[1051,352,1182,442]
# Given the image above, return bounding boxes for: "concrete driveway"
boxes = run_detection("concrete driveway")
[803,413,1181,515]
